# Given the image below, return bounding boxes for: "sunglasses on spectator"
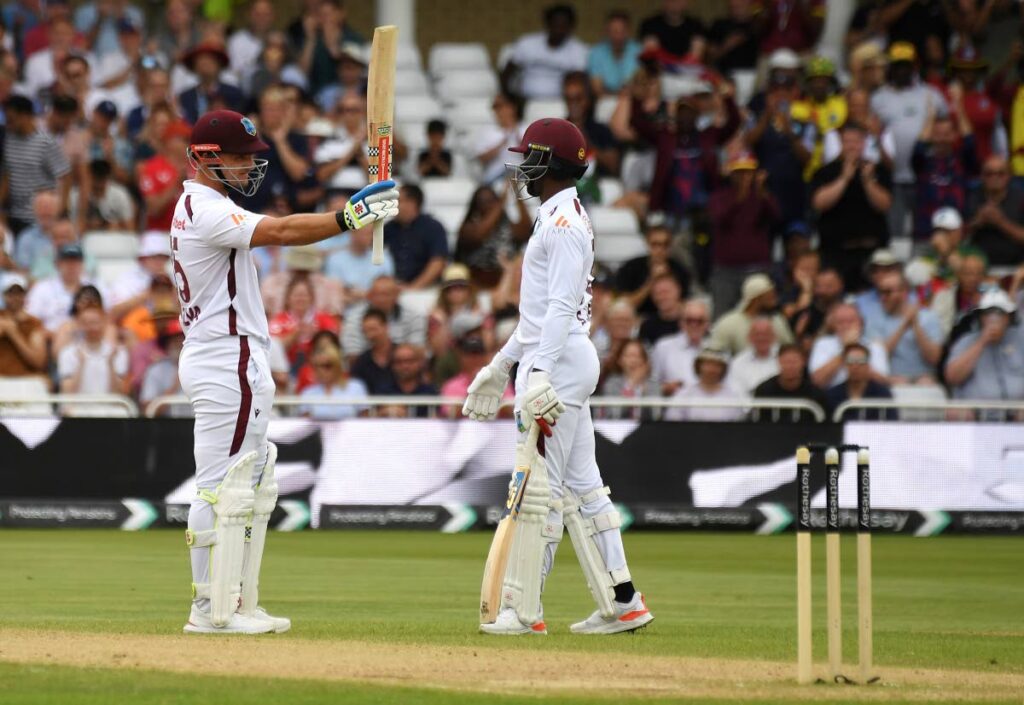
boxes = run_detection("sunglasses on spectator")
[845,355,869,365]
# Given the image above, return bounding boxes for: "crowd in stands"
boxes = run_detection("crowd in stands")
[1,0,1023,420]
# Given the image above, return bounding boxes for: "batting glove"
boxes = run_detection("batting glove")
[462,354,514,421]
[339,179,399,231]
[523,371,565,432]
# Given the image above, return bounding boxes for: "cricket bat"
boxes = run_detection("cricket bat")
[367,25,397,266]
[479,423,541,624]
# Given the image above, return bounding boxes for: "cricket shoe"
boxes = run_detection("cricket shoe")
[183,605,274,635]
[246,606,291,633]
[479,607,547,636]
[570,592,653,634]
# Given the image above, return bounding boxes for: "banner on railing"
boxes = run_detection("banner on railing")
[1,418,1022,533]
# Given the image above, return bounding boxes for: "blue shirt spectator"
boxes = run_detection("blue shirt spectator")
[945,290,1024,402]
[863,271,944,382]
[825,342,895,420]
[324,229,395,303]
[587,11,640,95]
[74,1,146,58]
[297,346,368,420]
[383,184,449,288]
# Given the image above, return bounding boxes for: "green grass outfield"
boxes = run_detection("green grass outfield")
[0,530,1021,704]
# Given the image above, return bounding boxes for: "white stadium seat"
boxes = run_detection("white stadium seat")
[394,95,444,126]
[420,177,476,212]
[450,97,494,123]
[82,232,138,259]
[0,376,51,417]
[95,258,137,289]
[587,205,641,236]
[396,42,423,70]
[429,42,491,76]
[432,209,466,250]
[595,233,647,267]
[595,95,618,124]
[397,121,430,153]
[394,69,431,96]
[889,236,913,263]
[891,384,948,421]
[435,69,499,102]
[730,69,758,108]
[524,98,566,125]
[597,178,624,206]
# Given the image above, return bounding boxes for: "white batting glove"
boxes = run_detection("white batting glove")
[523,371,565,434]
[462,354,514,421]
[340,179,399,231]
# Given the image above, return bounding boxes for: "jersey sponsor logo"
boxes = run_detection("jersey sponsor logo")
[172,217,186,230]
[241,117,257,136]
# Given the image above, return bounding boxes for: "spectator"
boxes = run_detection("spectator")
[707,153,780,315]
[638,274,685,346]
[931,250,987,336]
[587,265,616,352]
[298,344,368,420]
[753,343,828,418]
[810,120,893,290]
[139,318,188,417]
[802,56,848,175]
[473,91,525,186]
[50,54,103,118]
[789,266,845,340]
[864,270,944,384]
[269,275,341,375]
[810,302,890,388]
[108,231,172,316]
[342,276,427,356]
[921,206,969,282]
[138,120,191,234]
[377,343,437,417]
[23,0,80,59]
[91,16,143,117]
[728,317,780,395]
[847,42,888,95]
[822,88,893,166]
[313,42,365,113]
[563,71,620,180]
[710,274,794,355]
[25,243,95,333]
[151,0,198,68]
[588,10,641,96]
[967,154,1024,267]
[616,224,690,316]
[600,339,659,420]
[595,298,638,378]
[227,0,276,86]
[745,49,815,233]
[876,0,949,61]
[440,329,512,418]
[383,184,448,290]
[825,341,894,419]
[22,218,80,281]
[0,272,47,377]
[297,0,364,98]
[69,158,134,233]
[945,289,1024,401]
[131,101,175,162]
[249,31,310,100]
[432,310,487,388]
[57,302,129,412]
[854,248,905,322]
[315,93,369,192]
[638,0,706,61]
[74,0,143,59]
[325,222,395,305]
[910,91,976,242]
[22,18,86,102]
[503,4,588,100]
[759,0,824,54]
[870,42,948,239]
[261,246,344,317]
[177,43,244,125]
[988,41,1024,182]
[775,240,819,320]
[665,347,747,422]
[1,94,71,234]
[429,264,487,350]
[455,185,531,289]
[632,79,739,233]
[83,100,132,184]
[707,0,758,74]
[46,94,89,182]
[650,297,709,396]
[120,288,178,388]
[51,284,116,355]
[125,67,172,142]
[12,190,60,272]
[948,46,1000,166]
[417,119,452,178]
[350,307,397,393]
[239,86,312,213]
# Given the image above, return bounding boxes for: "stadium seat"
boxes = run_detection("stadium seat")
[446,98,496,142]
[524,98,567,125]
[429,42,491,76]
[595,233,648,267]
[0,376,52,417]
[396,42,423,70]
[397,121,430,153]
[890,236,913,263]
[394,69,431,96]
[587,205,641,236]
[597,177,624,206]
[731,69,757,108]
[420,177,476,212]
[891,384,948,421]
[95,258,137,289]
[394,95,444,126]
[82,232,138,260]
[435,70,499,102]
[432,209,466,250]
[595,95,618,124]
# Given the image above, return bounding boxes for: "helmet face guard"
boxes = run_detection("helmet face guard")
[188,144,269,197]
[505,145,552,201]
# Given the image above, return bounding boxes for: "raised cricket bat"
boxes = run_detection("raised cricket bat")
[367,25,397,266]
[480,423,541,624]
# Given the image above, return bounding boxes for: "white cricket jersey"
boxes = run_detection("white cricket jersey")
[170,180,269,344]
[505,186,594,372]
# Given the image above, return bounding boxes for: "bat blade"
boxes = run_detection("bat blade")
[367,25,398,266]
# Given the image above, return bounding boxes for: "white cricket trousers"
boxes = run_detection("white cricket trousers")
[515,333,628,580]
[179,335,276,606]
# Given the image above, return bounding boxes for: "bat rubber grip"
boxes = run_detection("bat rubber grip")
[372,221,384,265]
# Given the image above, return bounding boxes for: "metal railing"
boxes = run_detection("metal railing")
[0,394,139,417]
[833,399,1024,422]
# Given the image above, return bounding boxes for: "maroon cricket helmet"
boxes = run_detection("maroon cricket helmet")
[509,117,588,170]
[190,110,268,156]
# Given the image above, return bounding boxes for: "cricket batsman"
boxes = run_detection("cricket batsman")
[463,118,654,635]
[172,110,398,634]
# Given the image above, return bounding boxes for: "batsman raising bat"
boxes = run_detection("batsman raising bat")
[172,110,398,634]
[464,118,654,635]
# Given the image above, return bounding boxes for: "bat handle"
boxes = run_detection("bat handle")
[372,221,384,265]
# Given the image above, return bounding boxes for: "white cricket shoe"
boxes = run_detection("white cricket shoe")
[479,607,547,636]
[247,606,291,633]
[182,605,274,635]
[570,592,653,634]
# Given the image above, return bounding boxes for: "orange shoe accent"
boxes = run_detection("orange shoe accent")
[619,596,649,622]
[531,621,547,632]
